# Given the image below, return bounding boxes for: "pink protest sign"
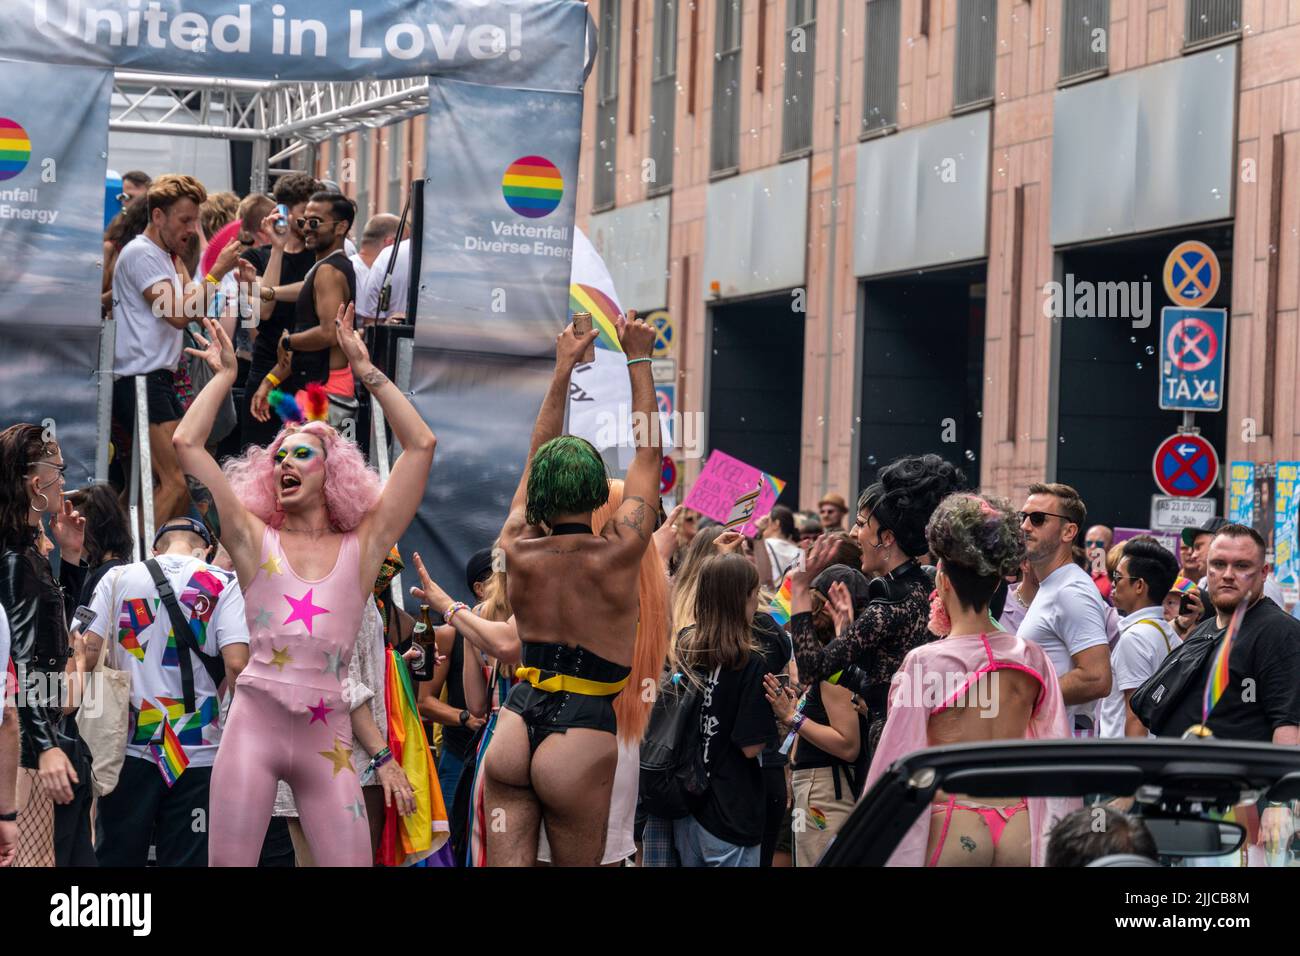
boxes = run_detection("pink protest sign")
[682,450,786,537]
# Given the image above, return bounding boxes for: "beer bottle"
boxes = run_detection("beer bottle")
[408,604,435,681]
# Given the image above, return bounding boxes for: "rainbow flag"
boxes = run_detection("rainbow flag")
[379,649,449,866]
[569,282,623,352]
[768,575,794,627]
[1202,600,1246,725]
[1171,576,1198,595]
[149,718,189,787]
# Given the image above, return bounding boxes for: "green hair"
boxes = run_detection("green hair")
[526,436,610,527]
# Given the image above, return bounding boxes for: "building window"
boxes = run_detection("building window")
[781,0,816,156]
[711,0,743,175]
[1185,0,1241,47]
[1060,0,1108,82]
[594,0,620,210]
[954,0,996,111]
[649,0,678,194]
[862,0,900,135]
[386,123,406,215]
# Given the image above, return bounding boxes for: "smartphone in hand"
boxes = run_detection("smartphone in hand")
[72,605,97,633]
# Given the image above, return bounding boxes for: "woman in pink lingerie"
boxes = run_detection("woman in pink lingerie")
[865,493,1072,867]
[174,308,436,866]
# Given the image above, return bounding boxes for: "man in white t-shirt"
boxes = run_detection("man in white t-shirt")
[1016,482,1112,731]
[1097,538,1182,738]
[357,237,410,323]
[349,213,401,296]
[82,518,249,866]
[0,604,15,866]
[111,174,256,521]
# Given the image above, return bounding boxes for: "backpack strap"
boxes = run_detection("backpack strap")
[1123,617,1173,655]
[144,559,225,713]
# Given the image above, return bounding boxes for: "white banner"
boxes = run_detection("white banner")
[566,227,671,473]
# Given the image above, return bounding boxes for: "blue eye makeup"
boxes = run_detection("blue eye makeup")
[275,443,319,463]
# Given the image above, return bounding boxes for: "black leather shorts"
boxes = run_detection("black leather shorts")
[503,643,630,756]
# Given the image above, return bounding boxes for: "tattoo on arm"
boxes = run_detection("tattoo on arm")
[618,499,650,542]
[361,367,390,391]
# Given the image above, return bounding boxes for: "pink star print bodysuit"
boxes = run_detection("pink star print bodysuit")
[209,527,371,866]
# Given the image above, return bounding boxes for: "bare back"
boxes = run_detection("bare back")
[926,668,1041,747]
[505,532,643,667]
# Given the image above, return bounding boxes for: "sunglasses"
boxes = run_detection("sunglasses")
[295,217,341,231]
[29,461,67,476]
[1110,572,1138,585]
[1084,539,1107,548]
[1019,510,1075,528]
[115,192,130,204]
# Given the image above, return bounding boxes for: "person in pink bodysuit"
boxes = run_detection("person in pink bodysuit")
[173,306,436,866]
[864,493,1074,867]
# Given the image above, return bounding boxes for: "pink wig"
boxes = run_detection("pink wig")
[222,421,383,532]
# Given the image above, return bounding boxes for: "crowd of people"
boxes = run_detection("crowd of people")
[0,167,1298,870]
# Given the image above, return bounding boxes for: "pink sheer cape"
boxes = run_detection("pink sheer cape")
[863,631,1076,866]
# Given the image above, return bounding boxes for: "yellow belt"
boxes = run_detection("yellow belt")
[514,666,629,697]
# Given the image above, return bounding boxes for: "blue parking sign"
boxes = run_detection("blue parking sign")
[1159,307,1226,412]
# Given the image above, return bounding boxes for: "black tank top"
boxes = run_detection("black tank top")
[440,634,473,759]
[290,249,356,387]
[791,681,869,779]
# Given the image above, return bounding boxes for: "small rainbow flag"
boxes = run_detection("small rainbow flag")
[149,718,190,788]
[501,155,563,219]
[1171,576,1197,595]
[569,283,623,352]
[0,118,31,182]
[768,575,794,627]
[1202,600,1246,725]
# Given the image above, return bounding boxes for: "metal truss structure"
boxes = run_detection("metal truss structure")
[110,71,430,185]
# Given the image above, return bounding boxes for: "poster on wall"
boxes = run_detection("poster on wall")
[1274,462,1299,589]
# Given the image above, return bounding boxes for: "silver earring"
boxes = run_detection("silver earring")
[30,491,50,513]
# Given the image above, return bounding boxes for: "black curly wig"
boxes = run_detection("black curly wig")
[857,454,967,558]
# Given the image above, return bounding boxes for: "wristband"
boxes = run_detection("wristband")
[459,709,471,727]
[261,285,275,302]
[370,747,393,771]
[445,601,469,625]
[626,357,652,367]
[204,273,220,286]
[265,372,281,387]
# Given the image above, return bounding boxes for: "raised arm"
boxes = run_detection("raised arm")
[345,303,437,571]
[172,318,262,573]
[410,553,523,664]
[602,312,662,554]
[499,323,599,546]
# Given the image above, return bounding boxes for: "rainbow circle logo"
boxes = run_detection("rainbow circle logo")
[0,118,31,182]
[502,155,563,218]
